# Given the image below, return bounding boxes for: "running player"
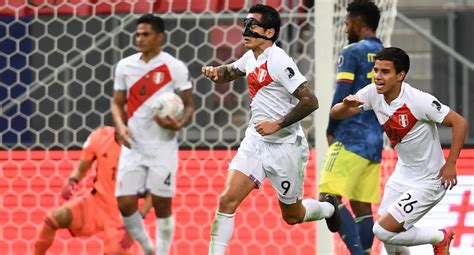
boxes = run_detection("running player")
[330,47,468,255]
[202,4,341,255]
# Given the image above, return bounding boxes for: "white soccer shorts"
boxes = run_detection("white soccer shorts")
[378,180,446,229]
[115,144,178,197]
[229,135,309,205]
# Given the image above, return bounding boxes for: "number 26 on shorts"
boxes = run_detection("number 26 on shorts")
[397,192,418,214]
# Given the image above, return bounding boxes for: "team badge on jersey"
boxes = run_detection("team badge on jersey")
[153,72,164,85]
[258,69,268,82]
[398,114,409,128]
[285,67,295,78]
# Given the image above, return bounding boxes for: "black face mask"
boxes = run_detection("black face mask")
[242,18,274,41]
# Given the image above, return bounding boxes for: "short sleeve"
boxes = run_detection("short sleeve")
[172,60,192,92]
[355,84,373,111]
[81,131,98,162]
[232,51,252,73]
[268,52,307,94]
[415,91,450,123]
[336,47,357,83]
[113,61,126,91]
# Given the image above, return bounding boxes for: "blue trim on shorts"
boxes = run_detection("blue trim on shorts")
[249,174,261,188]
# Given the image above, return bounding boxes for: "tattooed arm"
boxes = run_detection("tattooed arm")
[254,82,319,136]
[201,64,246,84]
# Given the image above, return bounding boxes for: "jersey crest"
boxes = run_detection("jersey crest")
[128,64,171,118]
[247,61,273,99]
[382,103,417,147]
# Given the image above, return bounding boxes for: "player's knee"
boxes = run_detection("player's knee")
[117,196,138,216]
[373,221,396,242]
[49,207,71,229]
[282,214,302,225]
[152,196,172,218]
[218,193,239,213]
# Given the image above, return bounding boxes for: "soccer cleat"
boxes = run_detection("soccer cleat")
[432,228,454,255]
[324,194,342,232]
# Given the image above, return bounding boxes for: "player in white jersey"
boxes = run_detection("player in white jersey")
[111,14,195,255]
[202,4,341,255]
[330,47,468,255]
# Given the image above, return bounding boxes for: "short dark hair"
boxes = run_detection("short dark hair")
[137,14,165,33]
[375,47,410,74]
[248,4,281,42]
[347,0,380,31]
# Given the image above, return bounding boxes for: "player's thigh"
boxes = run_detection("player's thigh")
[319,142,380,203]
[384,185,445,230]
[264,136,309,205]
[116,147,148,197]
[318,142,345,195]
[146,147,178,197]
[228,135,266,188]
[50,206,73,228]
[63,193,104,237]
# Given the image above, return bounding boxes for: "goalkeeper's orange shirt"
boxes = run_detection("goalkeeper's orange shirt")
[81,126,121,209]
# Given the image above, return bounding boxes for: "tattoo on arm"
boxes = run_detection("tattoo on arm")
[215,65,245,83]
[279,82,319,128]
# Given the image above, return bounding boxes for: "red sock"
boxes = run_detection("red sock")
[34,213,59,255]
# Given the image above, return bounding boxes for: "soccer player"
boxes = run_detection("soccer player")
[111,14,194,255]
[330,47,468,255]
[318,1,383,254]
[34,126,149,255]
[202,4,341,255]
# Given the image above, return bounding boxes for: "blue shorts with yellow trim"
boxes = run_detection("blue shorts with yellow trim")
[319,142,381,203]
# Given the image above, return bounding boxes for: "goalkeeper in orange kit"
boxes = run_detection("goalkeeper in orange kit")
[34,126,151,254]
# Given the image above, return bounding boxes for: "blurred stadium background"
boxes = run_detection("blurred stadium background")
[0,0,473,254]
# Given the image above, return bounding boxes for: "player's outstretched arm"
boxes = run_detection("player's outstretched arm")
[201,64,245,84]
[61,159,92,200]
[330,95,363,120]
[438,110,468,190]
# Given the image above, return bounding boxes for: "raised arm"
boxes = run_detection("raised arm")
[330,94,363,120]
[201,64,245,84]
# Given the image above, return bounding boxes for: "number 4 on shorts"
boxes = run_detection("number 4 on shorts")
[164,173,171,186]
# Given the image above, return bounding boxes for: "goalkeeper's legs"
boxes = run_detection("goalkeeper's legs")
[209,170,256,255]
[34,207,72,255]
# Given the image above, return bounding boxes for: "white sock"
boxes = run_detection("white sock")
[302,198,335,222]
[209,211,235,255]
[156,216,174,255]
[122,211,154,253]
[373,222,444,246]
[384,243,411,254]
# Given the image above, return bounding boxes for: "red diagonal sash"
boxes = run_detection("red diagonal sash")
[128,64,171,118]
[247,61,273,100]
[382,103,418,147]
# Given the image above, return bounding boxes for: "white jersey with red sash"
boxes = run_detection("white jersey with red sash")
[233,44,307,143]
[356,82,450,190]
[113,52,191,145]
